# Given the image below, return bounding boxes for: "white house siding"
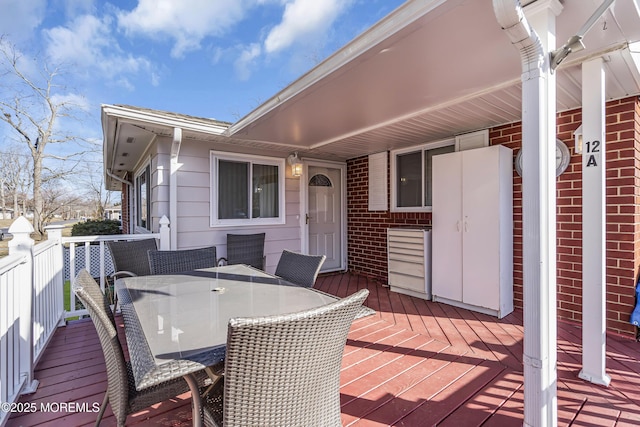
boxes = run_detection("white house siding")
[151,140,170,232]
[150,137,302,274]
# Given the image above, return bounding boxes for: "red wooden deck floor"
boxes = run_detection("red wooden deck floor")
[8,272,640,426]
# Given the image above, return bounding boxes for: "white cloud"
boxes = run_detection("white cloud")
[264,0,349,54]
[56,0,95,18]
[234,43,262,81]
[0,0,47,42]
[51,93,91,112]
[116,0,250,58]
[43,14,156,89]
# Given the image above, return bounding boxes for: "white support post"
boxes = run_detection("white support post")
[520,2,562,426]
[493,3,559,422]
[520,64,558,427]
[8,217,39,394]
[579,57,611,386]
[169,127,182,250]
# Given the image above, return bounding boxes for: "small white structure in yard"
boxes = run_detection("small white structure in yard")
[0,208,15,219]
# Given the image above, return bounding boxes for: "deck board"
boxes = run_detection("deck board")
[8,272,640,427]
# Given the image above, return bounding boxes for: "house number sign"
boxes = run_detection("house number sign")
[584,140,600,167]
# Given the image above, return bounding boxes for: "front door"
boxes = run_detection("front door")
[307,165,342,271]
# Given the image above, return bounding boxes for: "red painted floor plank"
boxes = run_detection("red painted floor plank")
[437,369,522,427]
[368,359,505,426]
[9,272,640,427]
[341,340,463,425]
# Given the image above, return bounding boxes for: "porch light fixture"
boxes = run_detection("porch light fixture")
[574,124,583,154]
[287,152,303,177]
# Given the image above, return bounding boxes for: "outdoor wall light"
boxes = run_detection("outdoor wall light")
[574,124,583,154]
[287,152,303,177]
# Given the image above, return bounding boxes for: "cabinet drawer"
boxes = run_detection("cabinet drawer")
[388,272,426,293]
[388,259,424,276]
[387,228,432,300]
[389,245,424,262]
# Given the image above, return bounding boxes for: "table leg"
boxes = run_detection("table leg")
[184,373,202,427]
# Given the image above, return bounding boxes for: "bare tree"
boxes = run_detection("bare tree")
[80,160,114,219]
[0,37,94,235]
[40,179,82,226]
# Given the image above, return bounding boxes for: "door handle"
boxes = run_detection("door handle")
[306,214,312,224]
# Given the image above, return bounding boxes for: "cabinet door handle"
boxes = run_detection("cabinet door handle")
[456,220,461,232]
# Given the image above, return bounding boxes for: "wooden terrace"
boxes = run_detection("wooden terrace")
[8,272,640,426]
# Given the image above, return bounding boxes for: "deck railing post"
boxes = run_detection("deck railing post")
[159,215,170,250]
[8,217,40,394]
[46,224,67,327]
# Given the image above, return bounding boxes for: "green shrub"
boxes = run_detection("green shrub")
[71,219,122,236]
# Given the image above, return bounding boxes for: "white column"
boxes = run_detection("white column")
[520,63,558,427]
[169,127,182,250]
[524,2,561,426]
[579,57,611,386]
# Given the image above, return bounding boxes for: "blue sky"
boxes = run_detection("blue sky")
[1,0,405,139]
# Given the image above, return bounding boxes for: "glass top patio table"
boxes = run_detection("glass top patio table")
[115,264,341,391]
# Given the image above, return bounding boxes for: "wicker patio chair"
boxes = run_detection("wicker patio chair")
[274,249,326,288]
[107,238,157,278]
[200,288,369,427]
[72,269,208,427]
[148,246,217,275]
[106,238,157,307]
[217,233,265,270]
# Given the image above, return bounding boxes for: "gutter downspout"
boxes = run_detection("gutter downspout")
[106,169,133,233]
[493,1,559,426]
[170,128,182,250]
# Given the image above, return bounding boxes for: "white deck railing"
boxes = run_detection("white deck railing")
[0,253,31,427]
[0,216,169,427]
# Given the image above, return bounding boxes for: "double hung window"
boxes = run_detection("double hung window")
[211,152,285,226]
[135,164,151,230]
[391,140,454,211]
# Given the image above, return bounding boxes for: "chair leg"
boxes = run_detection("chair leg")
[95,391,109,426]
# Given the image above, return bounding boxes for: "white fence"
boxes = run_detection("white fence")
[0,253,31,427]
[0,216,169,426]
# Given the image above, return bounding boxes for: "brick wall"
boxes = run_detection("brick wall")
[347,96,640,337]
[347,156,432,282]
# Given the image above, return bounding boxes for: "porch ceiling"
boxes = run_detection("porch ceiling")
[226,0,640,160]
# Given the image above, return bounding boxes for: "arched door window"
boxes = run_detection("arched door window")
[309,174,332,187]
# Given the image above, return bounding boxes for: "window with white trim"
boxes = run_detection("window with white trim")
[390,139,455,212]
[135,164,151,230]
[210,152,285,226]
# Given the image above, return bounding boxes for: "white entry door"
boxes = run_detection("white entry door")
[307,165,343,271]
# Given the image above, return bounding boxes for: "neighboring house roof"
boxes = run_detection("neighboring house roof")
[103,0,640,189]
[102,104,232,190]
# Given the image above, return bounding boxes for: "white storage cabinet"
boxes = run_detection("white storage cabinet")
[431,145,513,318]
[387,228,432,300]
